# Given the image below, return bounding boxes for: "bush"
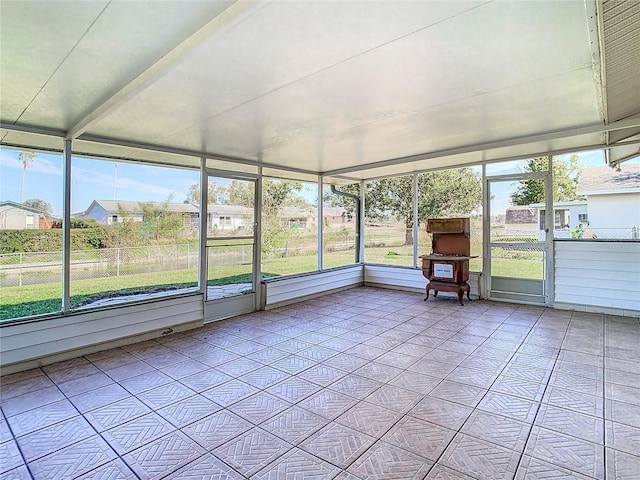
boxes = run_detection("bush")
[0,228,108,253]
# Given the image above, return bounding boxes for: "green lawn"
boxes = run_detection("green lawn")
[1,247,543,321]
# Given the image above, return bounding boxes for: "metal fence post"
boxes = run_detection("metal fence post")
[116,247,120,276]
[19,252,23,287]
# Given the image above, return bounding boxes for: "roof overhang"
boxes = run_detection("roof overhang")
[2,1,639,182]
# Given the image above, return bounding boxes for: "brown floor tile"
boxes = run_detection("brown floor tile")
[2,288,638,480]
[478,391,539,423]
[461,410,532,451]
[440,433,521,480]
[365,384,424,413]
[327,374,383,400]
[525,426,605,479]
[6,399,78,436]
[515,454,594,479]
[606,420,640,456]
[410,397,474,430]
[534,404,603,444]
[102,412,175,455]
[16,416,94,461]
[606,447,640,480]
[299,388,359,420]
[429,380,487,408]
[212,427,291,477]
[123,430,205,480]
[182,409,252,449]
[201,379,259,407]
[253,447,341,479]
[347,440,433,479]
[299,422,375,469]
[335,401,402,438]
[28,436,118,480]
[383,416,456,461]
[260,405,328,444]
[227,391,290,424]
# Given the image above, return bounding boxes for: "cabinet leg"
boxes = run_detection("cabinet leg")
[424,286,430,301]
[457,290,464,306]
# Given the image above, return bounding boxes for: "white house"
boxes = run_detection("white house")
[529,200,589,238]
[577,164,640,239]
[207,204,253,232]
[75,200,200,227]
[0,201,56,230]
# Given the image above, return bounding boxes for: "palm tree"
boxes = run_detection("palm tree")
[18,151,36,203]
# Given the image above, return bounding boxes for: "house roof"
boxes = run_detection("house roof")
[505,206,537,224]
[87,200,199,215]
[1,1,639,182]
[207,205,252,216]
[577,164,640,195]
[280,207,318,218]
[0,200,56,216]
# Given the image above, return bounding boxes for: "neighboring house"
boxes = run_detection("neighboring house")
[280,207,318,229]
[529,200,588,236]
[74,200,199,228]
[577,164,640,239]
[207,205,252,232]
[323,207,351,225]
[0,201,56,230]
[504,206,538,232]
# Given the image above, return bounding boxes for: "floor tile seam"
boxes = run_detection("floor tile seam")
[412,313,535,475]
[514,313,576,477]
[0,406,36,480]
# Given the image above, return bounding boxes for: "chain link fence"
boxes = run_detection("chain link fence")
[0,244,198,288]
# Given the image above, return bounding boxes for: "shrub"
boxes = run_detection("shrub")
[0,228,108,253]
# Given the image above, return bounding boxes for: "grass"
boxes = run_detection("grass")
[1,246,543,321]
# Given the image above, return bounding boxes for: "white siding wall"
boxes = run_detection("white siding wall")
[554,240,640,316]
[263,266,363,308]
[0,294,204,374]
[364,265,482,298]
[587,194,640,238]
[569,204,588,228]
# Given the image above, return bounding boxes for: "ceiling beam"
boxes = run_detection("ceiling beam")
[78,133,319,177]
[65,1,259,140]
[322,115,640,177]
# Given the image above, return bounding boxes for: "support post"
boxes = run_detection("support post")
[62,139,72,312]
[198,158,208,296]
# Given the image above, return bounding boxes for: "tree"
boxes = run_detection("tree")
[511,155,582,206]
[18,151,36,203]
[23,198,52,214]
[139,195,184,241]
[327,168,482,245]
[185,182,228,206]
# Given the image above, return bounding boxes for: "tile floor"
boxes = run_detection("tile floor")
[1,286,639,479]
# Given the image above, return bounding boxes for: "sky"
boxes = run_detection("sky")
[0,147,636,217]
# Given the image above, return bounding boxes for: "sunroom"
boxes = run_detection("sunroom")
[1,1,639,479]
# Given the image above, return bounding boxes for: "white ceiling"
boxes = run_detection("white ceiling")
[1,1,639,183]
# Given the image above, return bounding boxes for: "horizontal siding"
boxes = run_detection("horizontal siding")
[554,241,640,315]
[264,266,363,307]
[204,294,254,323]
[1,294,204,370]
[364,265,481,297]
[364,265,426,291]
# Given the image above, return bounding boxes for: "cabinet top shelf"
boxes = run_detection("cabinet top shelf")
[419,254,476,261]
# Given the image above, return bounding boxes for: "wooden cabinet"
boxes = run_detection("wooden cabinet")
[420,218,474,305]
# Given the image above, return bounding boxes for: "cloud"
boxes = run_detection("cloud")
[0,150,63,176]
[72,165,182,200]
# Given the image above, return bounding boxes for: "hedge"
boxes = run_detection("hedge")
[0,228,107,253]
